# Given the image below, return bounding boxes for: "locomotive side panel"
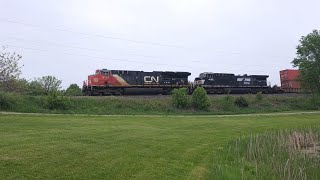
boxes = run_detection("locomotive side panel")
[110,71,190,87]
[83,69,191,95]
[195,72,271,94]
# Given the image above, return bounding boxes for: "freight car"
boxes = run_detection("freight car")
[194,72,277,94]
[280,69,302,93]
[83,69,191,95]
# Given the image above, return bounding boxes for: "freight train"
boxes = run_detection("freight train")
[83,68,296,95]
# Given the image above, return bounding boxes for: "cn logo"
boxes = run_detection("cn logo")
[144,76,160,83]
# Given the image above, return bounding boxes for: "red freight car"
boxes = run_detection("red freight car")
[280,69,300,81]
[280,69,302,93]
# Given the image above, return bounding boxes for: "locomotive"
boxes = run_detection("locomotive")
[82,69,191,95]
[83,69,284,95]
[195,72,276,94]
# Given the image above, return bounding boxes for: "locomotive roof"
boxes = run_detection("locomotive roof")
[105,69,191,74]
[202,72,235,75]
[201,72,269,77]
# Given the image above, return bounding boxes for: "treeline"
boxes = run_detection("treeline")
[0,46,83,111]
[0,46,82,96]
[2,77,82,96]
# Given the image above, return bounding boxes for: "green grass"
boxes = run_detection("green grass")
[1,93,319,115]
[1,113,320,179]
[211,129,320,179]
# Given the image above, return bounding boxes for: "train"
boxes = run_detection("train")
[82,68,300,96]
[82,69,191,96]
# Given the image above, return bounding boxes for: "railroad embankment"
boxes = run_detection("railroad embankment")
[1,93,319,115]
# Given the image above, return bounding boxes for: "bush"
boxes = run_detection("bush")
[234,96,249,108]
[191,87,211,110]
[45,92,72,110]
[255,92,263,101]
[220,95,236,111]
[0,92,15,110]
[172,88,189,109]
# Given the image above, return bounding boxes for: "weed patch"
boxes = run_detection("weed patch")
[212,129,320,179]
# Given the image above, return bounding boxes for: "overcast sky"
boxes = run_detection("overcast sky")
[1,0,320,88]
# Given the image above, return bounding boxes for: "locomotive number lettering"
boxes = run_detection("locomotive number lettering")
[144,76,160,83]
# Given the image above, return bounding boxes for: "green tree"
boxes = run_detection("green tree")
[171,88,189,109]
[0,46,23,92]
[38,76,62,94]
[27,80,46,95]
[65,84,82,96]
[292,30,320,95]
[45,91,72,110]
[191,87,211,110]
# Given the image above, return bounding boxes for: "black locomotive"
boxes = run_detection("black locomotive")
[194,72,274,94]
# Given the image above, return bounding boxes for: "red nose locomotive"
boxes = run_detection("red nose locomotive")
[83,69,191,95]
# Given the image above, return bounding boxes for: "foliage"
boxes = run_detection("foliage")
[171,88,189,109]
[0,92,15,110]
[212,129,320,179]
[220,95,235,111]
[0,94,319,115]
[0,47,23,92]
[255,92,263,101]
[37,76,62,94]
[65,84,82,96]
[0,78,30,94]
[234,96,249,108]
[292,30,320,95]
[44,92,72,110]
[191,87,211,110]
[27,80,47,95]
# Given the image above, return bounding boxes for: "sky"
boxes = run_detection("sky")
[1,0,320,88]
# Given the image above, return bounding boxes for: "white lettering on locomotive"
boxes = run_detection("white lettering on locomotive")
[144,76,160,83]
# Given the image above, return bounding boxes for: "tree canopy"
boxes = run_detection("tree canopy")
[0,47,23,92]
[292,30,320,94]
[37,76,62,94]
[65,84,82,96]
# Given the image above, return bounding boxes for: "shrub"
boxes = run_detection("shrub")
[0,92,15,110]
[234,96,249,108]
[191,87,211,110]
[255,92,263,101]
[172,88,189,109]
[220,95,235,111]
[45,92,72,110]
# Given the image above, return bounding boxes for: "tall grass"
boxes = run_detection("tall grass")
[0,92,319,115]
[211,129,320,179]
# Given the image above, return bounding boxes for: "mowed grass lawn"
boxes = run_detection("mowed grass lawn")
[1,113,320,179]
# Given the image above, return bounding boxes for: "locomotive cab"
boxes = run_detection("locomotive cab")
[88,69,112,87]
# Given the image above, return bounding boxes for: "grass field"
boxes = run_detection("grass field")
[1,113,320,179]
